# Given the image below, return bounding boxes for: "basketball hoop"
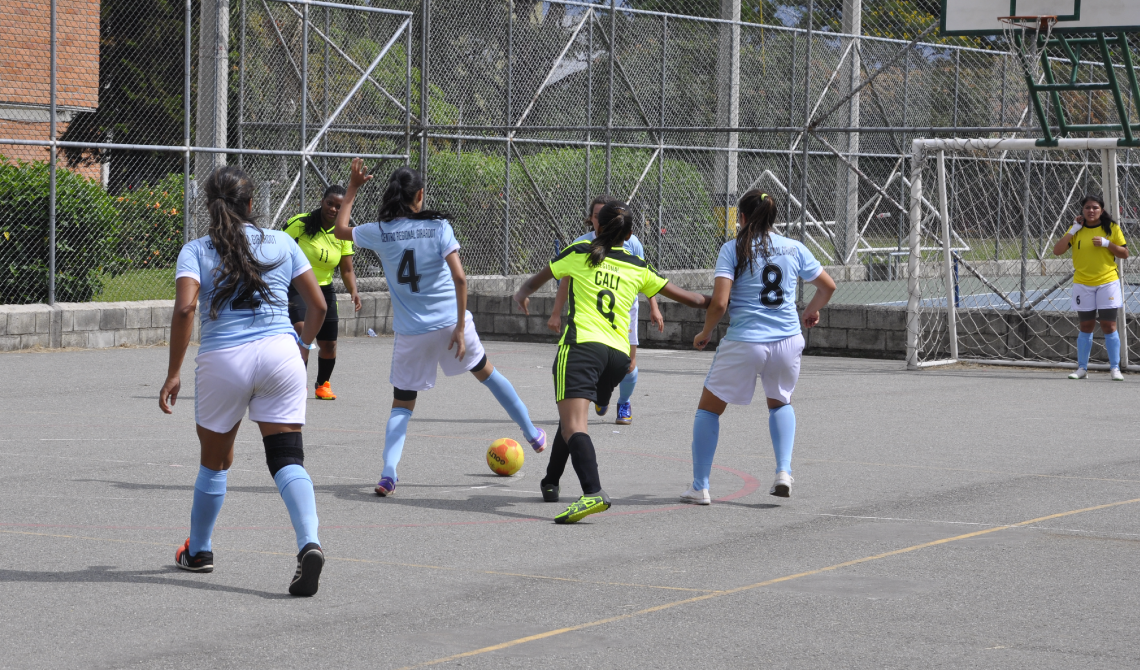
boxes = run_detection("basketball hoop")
[999,15,1058,81]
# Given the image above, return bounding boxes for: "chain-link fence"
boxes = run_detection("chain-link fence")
[3,0,1138,307]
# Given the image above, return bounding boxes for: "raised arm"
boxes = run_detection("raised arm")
[334,158,373,242]
[1053,220,1083,256]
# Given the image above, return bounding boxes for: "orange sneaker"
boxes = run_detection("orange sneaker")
[315,382,337,400]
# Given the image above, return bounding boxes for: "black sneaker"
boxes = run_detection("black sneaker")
[289,543,325,597]
[175,538,214,573]
[540,482,560,503]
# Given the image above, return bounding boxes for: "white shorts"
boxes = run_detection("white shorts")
[703,334,805,405]
[628,299,639,346]
[194,333,307,433]
[1071,280,1122,313]
[390,311,487,391]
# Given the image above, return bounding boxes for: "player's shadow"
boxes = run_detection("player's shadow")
[0,566,291,599]
[74,479,281,495]
[715,501,782,510]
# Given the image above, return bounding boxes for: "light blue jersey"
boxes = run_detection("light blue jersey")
[573,230,645,258]
[175,225,311,354]
[352,217,461,335]
[714,233,822,343]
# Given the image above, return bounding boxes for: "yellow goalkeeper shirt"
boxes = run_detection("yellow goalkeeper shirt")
[549,241,669,352]
[1070,222,1126,287]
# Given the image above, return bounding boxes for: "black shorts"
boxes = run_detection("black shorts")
[288,283,339,341]
[1077,308,1118,322]
[552,342,631,404]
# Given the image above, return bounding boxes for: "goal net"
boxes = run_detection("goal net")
[905,138,1139,370]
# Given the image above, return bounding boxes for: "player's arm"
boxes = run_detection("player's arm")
[802,270,836,329]
[513,267,555,315]
[445,251,468,360]
[548,278,570,332]
[648,295,664,332]
[339,254,362,311]
[1093,226,1129,259]
[160,277,199,414]
[658,282,710,310]
[293,269,327,364]
[1053,219,1083,256]
[334,158,373,242]
[693,277,731,351]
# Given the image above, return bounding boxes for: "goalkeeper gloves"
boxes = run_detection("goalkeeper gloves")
[1093,236,1111,247]
[1068,221,1084,237]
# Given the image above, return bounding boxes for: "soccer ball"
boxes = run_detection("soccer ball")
[486,438,524,476]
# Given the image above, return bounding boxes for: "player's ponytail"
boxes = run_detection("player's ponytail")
[1080,193,1117,239]
[378,166,449,222]
[588,200,633,267]
[203,166,281,320]
[734,190,777,279]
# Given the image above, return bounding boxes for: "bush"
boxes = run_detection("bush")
[0,157,120,304]
[113,173,185,270]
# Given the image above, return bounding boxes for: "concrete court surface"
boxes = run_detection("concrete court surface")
[2,337,1140,669]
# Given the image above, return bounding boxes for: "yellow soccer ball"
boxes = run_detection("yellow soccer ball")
[486,438,524,476]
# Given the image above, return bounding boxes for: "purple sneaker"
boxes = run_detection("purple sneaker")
[528,427,547,453]
[375,476,396,497]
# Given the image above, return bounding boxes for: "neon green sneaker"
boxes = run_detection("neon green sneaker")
[553,491,611,524]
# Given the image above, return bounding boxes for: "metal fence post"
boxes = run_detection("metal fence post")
[658,15,666,268]
[906,141,924,369]
[420,0,429,175]
[937,150,958,360]
[606,0,615,192]
[299,2,308,212]
[798,0,813,262]
[504,0,512,276]
[48,0,57,305]
[183,0,191,245]
[1103,148,1129,368]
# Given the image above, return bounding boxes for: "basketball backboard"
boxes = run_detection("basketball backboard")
[940,1,1140,36]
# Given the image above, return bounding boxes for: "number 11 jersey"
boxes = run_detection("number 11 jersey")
[714,233,822,343]
[352,217,461,335]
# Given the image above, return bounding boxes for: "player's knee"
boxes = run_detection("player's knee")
[264,431,304,477]
[470,354,488,374]
[393,387,418,401]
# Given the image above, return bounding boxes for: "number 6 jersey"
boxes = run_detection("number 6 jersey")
[549,242,669,352]
[351,217,461,335]
[714,233,822,343]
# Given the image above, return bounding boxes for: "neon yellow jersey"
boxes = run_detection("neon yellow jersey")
[283,211,354,286]
[549,242,669,351]
[1070,222,1126,287]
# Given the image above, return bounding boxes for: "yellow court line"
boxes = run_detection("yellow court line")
[799,458,1140,484]
[394,496,1140,670]
[0,530,714,594]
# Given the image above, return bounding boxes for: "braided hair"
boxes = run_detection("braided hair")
[203,166,281,320]
[378,166,449,222]
[1080,193,1117,239]
[303,184,347,237]
[587,200,633,268]
[734,190,778,279]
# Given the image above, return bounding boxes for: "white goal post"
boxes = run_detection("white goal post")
[906,137,1137,370]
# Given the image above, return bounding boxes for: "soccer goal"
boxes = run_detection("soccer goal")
[905,137,1139,370]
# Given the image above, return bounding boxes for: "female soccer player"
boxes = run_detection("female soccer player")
[682,190,835,505]
[515,200,710,523]
[159,166,328,596]
[284,184,361,400]
[333,159,546,497]
[548,196,665,426]
[1052,194,1129,380]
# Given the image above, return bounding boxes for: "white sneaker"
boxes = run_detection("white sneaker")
[680,485,711,505]
[1111,367,1124,381]
[1068,368,1087,380]
[769,471,793,498]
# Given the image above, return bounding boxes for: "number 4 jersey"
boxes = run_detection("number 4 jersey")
[549,242,669,352]
[714,233,822,343]
[351,217,461,335]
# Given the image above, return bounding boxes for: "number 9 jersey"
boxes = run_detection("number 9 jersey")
[351,217,461,335]
[714,233,822,343]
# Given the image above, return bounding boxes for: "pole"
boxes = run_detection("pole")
[586,6,593,209]
[419,0,429,174]
[834,0,860,264]
[1103,148,1129,368]
[798,0,813,251]
[300,2,308,212]
[48,0,57,305]
[184,0,191,244]
[195,0,230,208]
[504,0,512,275]
[714,0,740,242]
[238,0,246,169]
[937,150,958,360]
[1020,153,1030,310]
[658,16,666,268]
[606,0,615,192]
[906,141,924,370]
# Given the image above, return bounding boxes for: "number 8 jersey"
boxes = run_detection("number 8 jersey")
[714,233,822,343]
[352,217,461,335]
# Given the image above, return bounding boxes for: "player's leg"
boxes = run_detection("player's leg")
[761,334,805,498]
[551,344,615,524]
[247,333,324,595]
[1097,281,1123,379]
[177,422,239,572]
[378,330,440,496]
[540,423,569,502]
[681,388,727,506]
[314,290,340,399]
[1071,283,1096,378]
[615,301,640,425]
[378,391,416,496]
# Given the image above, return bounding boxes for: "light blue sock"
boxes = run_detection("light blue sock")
[383,407,413,480]
[188,465,227,555]
[691,409,720,491]
[617,367,638,405]
[480,369,539,442]
[1106,330,1121,369]
[1077,331,1093,369]
[274,464,320,552]
[769,405,796,474]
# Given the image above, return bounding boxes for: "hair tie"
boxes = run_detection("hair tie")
[761,193,768,200]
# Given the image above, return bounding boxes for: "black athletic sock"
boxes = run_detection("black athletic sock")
[316,356,336,386]
[542,423,570,488]
[567,432,601,495]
